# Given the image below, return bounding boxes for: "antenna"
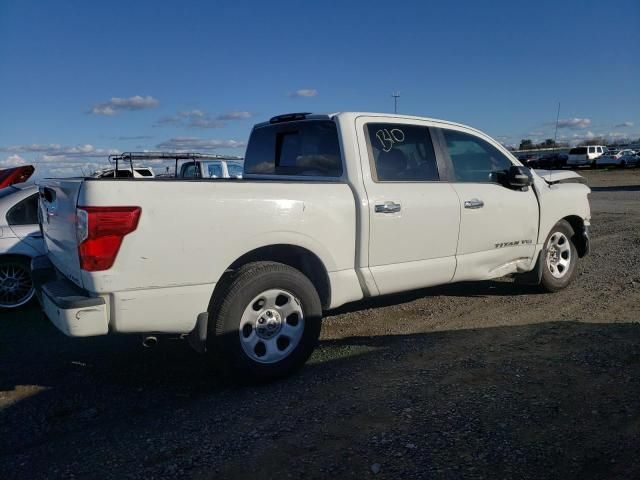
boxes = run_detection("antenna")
[553,102,561,147]
[551,102,561,179]
[391,92,400,114]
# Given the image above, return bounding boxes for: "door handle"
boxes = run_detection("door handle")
[375,201,401,214]
[464,198,484,209]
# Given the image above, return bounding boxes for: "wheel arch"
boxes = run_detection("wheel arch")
[215,244,332,310]
[561,215,588,258]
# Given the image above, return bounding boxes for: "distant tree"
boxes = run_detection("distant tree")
[542,139,556,147]
[519,139,533,150]
[578,137,605,146]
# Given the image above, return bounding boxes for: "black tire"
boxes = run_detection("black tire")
[539,220,578,293]
[0,255,35,310]
[207,261,322,382]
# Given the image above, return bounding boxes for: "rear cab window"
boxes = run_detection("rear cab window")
[244,120,343,177]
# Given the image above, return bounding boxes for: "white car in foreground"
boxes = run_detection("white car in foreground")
[0,183,44,309]
[35,112,592,381]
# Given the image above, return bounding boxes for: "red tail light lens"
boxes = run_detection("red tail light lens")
[77,206,141,271]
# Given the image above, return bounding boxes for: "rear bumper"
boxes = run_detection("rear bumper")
[32,256,109,337]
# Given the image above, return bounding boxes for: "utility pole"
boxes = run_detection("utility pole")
[553,102,561,149]
[391,92,400,114]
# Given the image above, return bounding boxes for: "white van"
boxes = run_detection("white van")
[567,146,606,167]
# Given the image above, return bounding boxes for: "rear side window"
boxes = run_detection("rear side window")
[442,129,512,183]
[7,193,39,225]
[588,147,595,153]
[244,120,342,177]
[365,123,439,181]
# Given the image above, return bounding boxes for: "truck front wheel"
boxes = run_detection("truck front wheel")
[208,261,322,382]
[540,220,578,292]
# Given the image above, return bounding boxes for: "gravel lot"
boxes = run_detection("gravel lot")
[1,169,639,479]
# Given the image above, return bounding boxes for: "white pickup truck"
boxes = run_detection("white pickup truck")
[34,112,591,381]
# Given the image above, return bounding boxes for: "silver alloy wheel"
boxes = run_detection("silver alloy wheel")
[545,231,572,279]
[239,289,305,364]
[0,261,34,308]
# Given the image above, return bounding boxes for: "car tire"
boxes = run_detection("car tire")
[0,255,35,310]
[539,220,579,293]
[207,261,322,382]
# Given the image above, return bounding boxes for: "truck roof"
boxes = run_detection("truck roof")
[258,112,484,136]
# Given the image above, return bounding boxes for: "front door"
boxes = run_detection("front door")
[435,128,539,281]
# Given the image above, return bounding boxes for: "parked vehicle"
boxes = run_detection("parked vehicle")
[527,153,568,169]
[567,145,606,168]
[34,112,591,381]
[0,165,34,189]
[179,158,244,179]
[92,166,155,178]
[596,149,640,168]
[0,183,44,309]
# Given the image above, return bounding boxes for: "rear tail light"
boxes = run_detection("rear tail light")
[76,206,141,271]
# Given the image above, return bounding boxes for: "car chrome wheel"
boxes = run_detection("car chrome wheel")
[0,260,34,308]
[239,289,305,364]
[545,232,572,279]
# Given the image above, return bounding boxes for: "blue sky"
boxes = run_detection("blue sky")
[1,0,638,177]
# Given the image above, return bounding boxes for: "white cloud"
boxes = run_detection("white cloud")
[155,109,226,129]
[289,89,318,98]
[0,154,28,168]
[156,137,246,151]
[0,143,120,159]
[217,111,253,120]
[614,121,634,128]
[557,118,591,129]
[89,95,159,115]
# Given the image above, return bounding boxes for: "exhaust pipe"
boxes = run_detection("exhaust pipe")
[142,335,158,348]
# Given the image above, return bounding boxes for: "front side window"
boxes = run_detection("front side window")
[442,129,513,183]
[588,147,595,153]
[7,193,39,225]
[244,120,342,177]
[365,123,439,181]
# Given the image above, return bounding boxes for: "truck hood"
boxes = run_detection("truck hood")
[533,169,587,185]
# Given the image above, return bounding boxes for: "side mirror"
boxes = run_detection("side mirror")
[507,165,533,189]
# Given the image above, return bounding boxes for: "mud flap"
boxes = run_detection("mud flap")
[514,251,544,286]
[187,312,209,354]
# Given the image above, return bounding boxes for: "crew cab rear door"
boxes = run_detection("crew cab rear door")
[356,117,460,295]
[434,127,538,281]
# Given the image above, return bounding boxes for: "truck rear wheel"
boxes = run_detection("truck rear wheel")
[540,220,578,292]
[208,261,322,382]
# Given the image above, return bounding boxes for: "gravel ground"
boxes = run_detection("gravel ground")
[1,169,639,479]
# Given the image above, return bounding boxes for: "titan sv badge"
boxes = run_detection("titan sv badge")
[495,239,533,248]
